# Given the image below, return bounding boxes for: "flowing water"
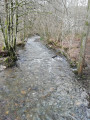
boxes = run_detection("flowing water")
[0,36,90,120]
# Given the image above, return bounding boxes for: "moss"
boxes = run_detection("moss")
[82,32,86,37]
[73,70,78,75]
[48,40,53,44]
[70,61,77,68]
[64,48,69,51]
[75,33,82,39]
[61,51,67,57]
[40,36,44,41]
[2,46,6,50]
[17,42,25,47]
[70,61,74,67]
[5,55,17,67]
[85,21,89,26]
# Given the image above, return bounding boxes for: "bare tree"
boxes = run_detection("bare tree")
[78,0,90,75]
[0,0,19,58]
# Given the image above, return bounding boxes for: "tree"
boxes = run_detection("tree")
[78,0,90,75]
[0,0,19,58]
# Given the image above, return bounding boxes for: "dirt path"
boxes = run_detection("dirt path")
[0,36,90,120]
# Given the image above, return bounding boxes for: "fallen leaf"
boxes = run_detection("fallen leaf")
[21,90,26,95]
[28,88,31,91]
[15,117,19,120]
[15,103,18,106]
[75,101,82,106]
[50,87,54,92]
[6,111,9,115]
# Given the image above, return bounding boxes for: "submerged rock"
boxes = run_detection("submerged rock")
[0,65,6,71]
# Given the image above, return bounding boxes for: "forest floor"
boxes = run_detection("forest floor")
[0,36,90,120]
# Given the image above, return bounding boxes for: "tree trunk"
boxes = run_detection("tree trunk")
[78,0,90,75]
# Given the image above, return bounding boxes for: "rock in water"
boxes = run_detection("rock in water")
[0,65,6,71]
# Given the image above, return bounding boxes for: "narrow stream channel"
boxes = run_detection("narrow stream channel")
[0,36,90,120]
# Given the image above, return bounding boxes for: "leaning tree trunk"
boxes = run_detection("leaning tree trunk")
[78,0,90,75]
[4,0,9,50]
[13,0,18,50]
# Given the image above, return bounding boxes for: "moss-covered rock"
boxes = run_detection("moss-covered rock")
[5,55,17,67]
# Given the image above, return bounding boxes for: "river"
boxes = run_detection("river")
[0,36,90,120]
